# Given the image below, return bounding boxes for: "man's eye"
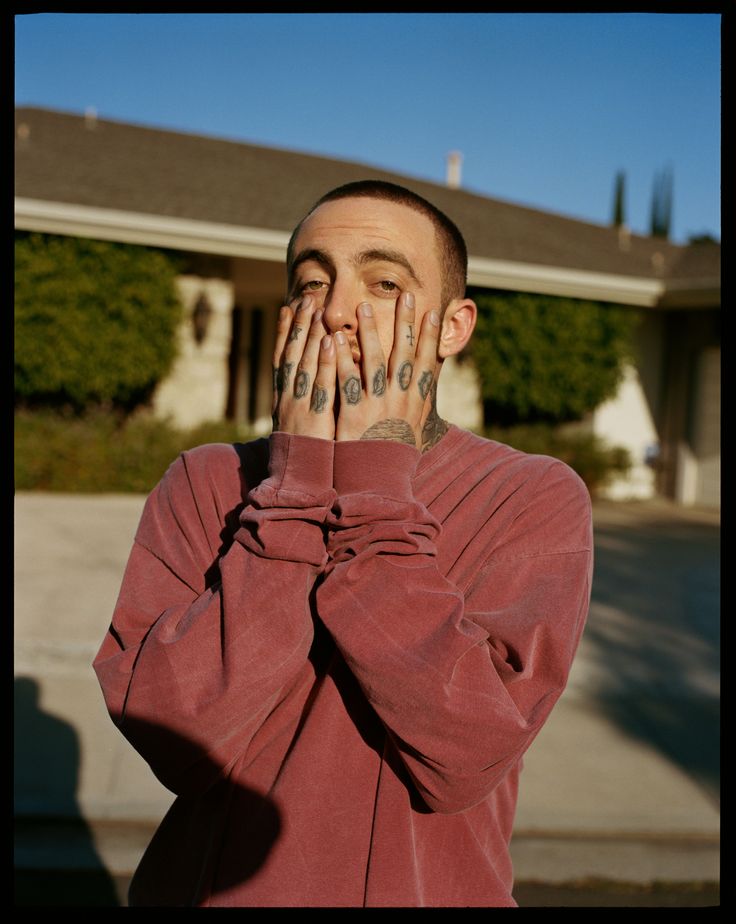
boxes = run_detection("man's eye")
[300,280,327,292]
[377,280,399,293]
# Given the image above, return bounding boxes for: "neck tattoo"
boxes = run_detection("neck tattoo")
[421,381,449,453]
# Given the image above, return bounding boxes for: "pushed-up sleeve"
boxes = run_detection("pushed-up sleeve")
[93,433,335,797]
[317,440,592,815]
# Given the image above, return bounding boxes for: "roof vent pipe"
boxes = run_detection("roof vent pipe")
[85,107,98,130]
[446,151,463,189]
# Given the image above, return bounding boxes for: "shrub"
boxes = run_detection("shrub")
[483,423,631,497]
[15,233,182,412]
[14,409,253,494]
[469,290,640,426]
[15,412,630,499]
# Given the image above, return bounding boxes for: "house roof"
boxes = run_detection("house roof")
[15,107,719,307]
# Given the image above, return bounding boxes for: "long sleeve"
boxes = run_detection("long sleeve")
[93,433,335,797]
[316,438,593,815]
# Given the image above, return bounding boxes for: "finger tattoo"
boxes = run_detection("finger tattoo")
[282,362,294,390]
[273,366,280,393]
[294,370,310,398]
[417,370,433,400]
[372,364,387,396]
[288,325,303,343]
[397,361,413,391]
[343,376,361,405]
[406,324,415,346]
[310,385,328,413]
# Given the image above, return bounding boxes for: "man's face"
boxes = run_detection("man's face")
[288,196,444,364]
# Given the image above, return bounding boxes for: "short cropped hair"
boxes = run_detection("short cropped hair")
[287,180,468,309]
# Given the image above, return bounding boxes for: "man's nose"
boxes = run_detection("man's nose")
[321,280,359,334]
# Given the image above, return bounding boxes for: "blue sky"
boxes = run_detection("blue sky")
[15,12,721,244]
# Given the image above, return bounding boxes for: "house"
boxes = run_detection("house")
[15,107,720,507]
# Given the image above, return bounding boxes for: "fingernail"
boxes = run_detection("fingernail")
[430,309,440,326]
[313,309,323,324]
[359,302,373,317]
[405,292,415,308]
[300,295,313,311]
[321,335,332,350]
[334,331,346,345]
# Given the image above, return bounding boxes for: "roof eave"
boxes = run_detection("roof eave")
[16,197,716,309]
[467,255,663,307]
[15,197,290,262]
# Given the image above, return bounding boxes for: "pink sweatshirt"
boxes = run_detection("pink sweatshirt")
[93,425,592,907]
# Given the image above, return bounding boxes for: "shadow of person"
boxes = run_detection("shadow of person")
[14,676,283,907]
[14,675,120,906]
[107,715,282,907]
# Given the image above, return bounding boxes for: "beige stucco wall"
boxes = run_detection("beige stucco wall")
[592,313,666,502]
[151,275,234,430]
[437,354,484,432]
[593,362,659,501]
[676,346,720,508]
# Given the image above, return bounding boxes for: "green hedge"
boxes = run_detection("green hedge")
[14,409,252,494]
[16,411,629,498]
[469,290,640,426]
[15,233,182,412]
[483,423,631,497]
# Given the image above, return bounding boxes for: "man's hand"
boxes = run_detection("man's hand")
[334,292,441,449]
[272,295,337,440]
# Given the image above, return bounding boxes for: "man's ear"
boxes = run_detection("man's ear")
[438,298,477,359]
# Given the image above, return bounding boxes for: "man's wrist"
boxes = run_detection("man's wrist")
[267,431,334,499]
[333,439,419,499]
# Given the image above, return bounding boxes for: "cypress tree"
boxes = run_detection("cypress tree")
[611,170,626,227]
[650,165,674,239]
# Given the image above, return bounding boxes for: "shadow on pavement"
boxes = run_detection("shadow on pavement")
[14,682,283,907]
[514,879,719,907]
[14,501,720,907]
[14,676,120,906]
[585,504,720,805]
[14,868,721,908]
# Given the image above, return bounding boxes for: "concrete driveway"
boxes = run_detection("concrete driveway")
[14,491,720,895]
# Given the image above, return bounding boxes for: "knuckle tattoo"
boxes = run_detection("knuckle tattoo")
[343,376,361,405]
[397,361,413,391]
[294,370,310,398]
[372,364,387,397]
[282,362,294,389]
[310,385,328,413]
[417,370,433,400]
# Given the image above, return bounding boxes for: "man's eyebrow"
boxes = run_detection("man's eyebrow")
[288,247,423,288]
[289,248,333,281]
[354,249,422,287]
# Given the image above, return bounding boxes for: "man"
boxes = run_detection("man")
[94,180,593,907]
